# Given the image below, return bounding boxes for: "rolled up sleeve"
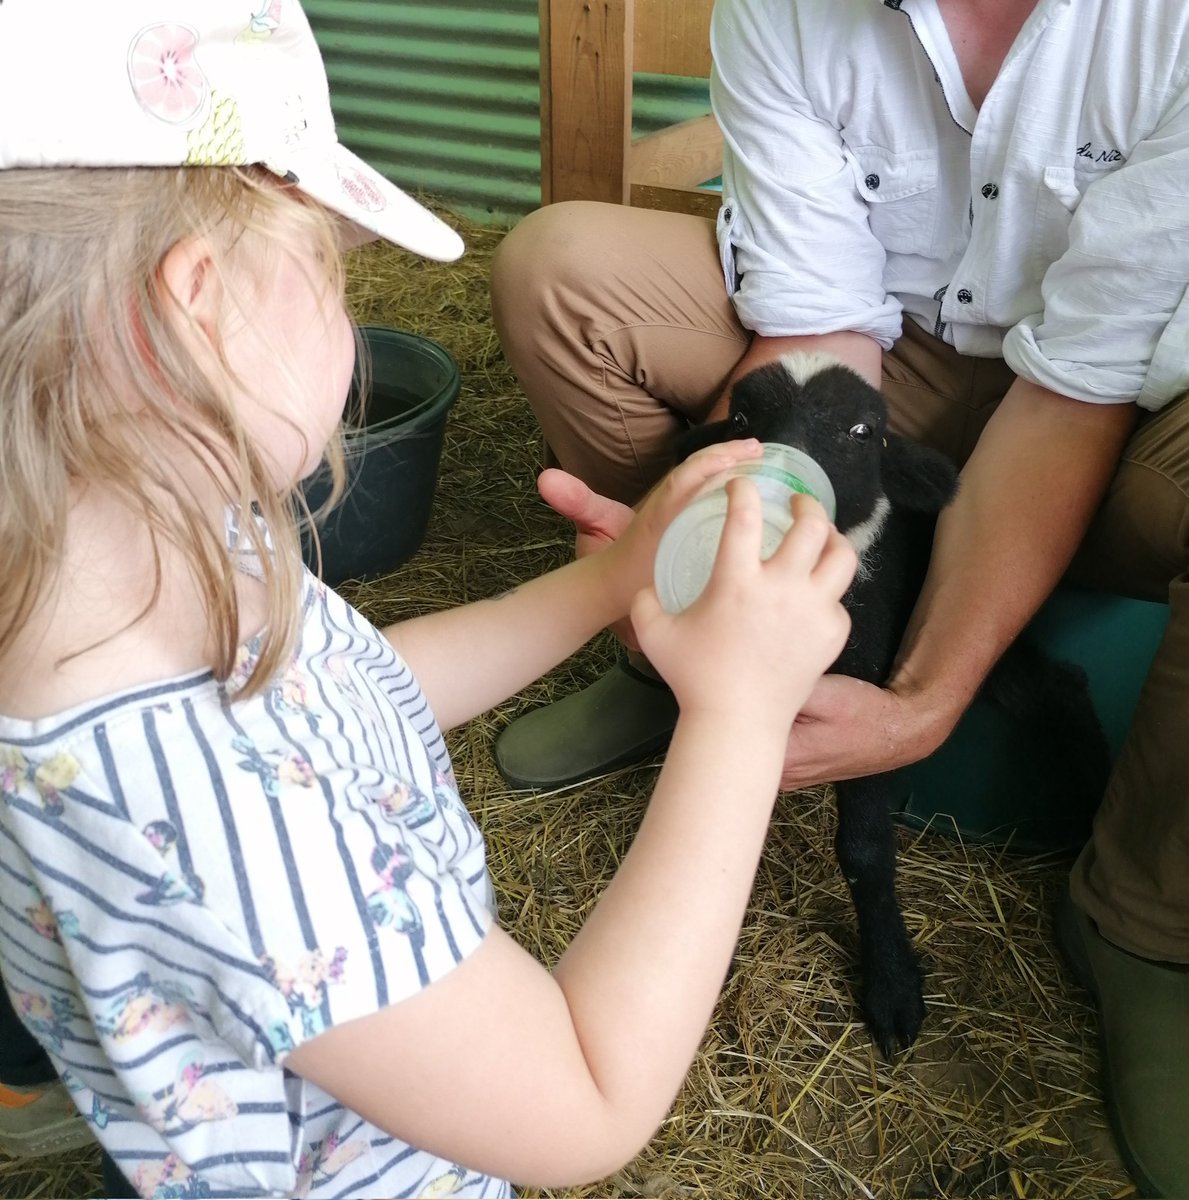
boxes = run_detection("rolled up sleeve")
[709,0,902,345]
[1003,85,1189,410]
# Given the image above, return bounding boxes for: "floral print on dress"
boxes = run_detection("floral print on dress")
[262,946,347,1038]
[323,652,370,716]
[375,778,436,828]
[58,1070,116,1132]
[365,841,425,948]
[272,663,321,733]
[135,1051,238,1136]
[296,1130,367,1194]
[422,1166,474,1197]
[133,1151,213,1200]
[137,820,205,907]
[232,735,316,796]
[143,819,178,855]
[127,24,209,126]
[0,747,79,816]
[137,869,206,907]
[9,987,79,1054]
[98,973,199,1044]
[25,898,79,942]
[227,638,262,694]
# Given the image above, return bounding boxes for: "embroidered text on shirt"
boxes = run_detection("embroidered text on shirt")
[1076,142,1125,166]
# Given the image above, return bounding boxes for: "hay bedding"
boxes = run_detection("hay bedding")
[4,212,1132,1200]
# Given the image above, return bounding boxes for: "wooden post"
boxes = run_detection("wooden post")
[540,0,633,205]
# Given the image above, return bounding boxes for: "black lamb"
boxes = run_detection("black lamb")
[676,352,1110,1058]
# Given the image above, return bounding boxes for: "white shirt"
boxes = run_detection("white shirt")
[710,0,1189,410]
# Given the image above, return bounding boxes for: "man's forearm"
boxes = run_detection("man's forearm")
[887,376,1138,745]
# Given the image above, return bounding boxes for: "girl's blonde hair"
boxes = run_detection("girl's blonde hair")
[0,165,349,698]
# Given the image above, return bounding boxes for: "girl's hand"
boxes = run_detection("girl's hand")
[632,483,856,733]
[537,440,766,645]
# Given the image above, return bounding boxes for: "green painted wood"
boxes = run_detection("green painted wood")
[305,1,711,224]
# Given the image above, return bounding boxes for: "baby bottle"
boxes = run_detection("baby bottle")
[654,443,837,614]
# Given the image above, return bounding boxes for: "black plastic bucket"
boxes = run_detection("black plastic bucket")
[301,326,460,586]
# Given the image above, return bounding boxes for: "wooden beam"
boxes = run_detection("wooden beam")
[634,0,714,77]
[540,0,632,205]
[538,0,552,203]
[628,113,722,189]
[629,183,722,219]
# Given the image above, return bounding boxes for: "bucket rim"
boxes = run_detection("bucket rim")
[344,325,461,441]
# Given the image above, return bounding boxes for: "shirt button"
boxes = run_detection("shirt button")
[981,182,1000,199]
[957,288,973,303]
[864,173,881,191]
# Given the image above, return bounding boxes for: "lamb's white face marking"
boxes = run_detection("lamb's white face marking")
[777,350,845,386]
[771,350,887,576]
[845,494,891,580]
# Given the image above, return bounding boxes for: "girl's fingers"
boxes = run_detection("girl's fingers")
[671,438,763,497]
[709,477,765,581]
[814,528,860,596]
[766,494,857,597]
[630,582,665,632]
[769,492,833,572]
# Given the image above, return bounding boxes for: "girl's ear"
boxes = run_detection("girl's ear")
[157,236,224,344]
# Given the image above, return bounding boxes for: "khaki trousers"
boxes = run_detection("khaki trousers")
[491,200,1189,962]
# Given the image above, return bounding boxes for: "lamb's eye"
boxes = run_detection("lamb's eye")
[848,422,873,442]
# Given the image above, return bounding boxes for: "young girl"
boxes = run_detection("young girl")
[0,3,856,1197]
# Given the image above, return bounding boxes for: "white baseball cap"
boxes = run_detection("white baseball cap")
[0,0,465,262]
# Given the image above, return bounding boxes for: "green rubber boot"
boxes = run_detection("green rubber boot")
[494,658,678,791]
[1056,892,1189,1198]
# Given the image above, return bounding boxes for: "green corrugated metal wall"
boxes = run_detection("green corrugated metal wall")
[304,0,712,225]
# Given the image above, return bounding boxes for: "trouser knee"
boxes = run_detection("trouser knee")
[490,200,613,332]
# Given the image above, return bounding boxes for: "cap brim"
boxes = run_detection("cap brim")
[282,144,464,263]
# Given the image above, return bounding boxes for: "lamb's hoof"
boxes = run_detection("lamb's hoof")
[862,957,925,1060]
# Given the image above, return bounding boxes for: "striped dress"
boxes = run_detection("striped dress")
[0,572,510,1199]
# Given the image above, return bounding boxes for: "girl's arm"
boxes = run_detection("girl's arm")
[288,487,856,1189]
[384,439,765,731]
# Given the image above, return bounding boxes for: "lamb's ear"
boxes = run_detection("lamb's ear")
[673,411,750,463]
[882,433,960,513]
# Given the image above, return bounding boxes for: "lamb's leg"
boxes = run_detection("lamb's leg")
[834,775,924,1057]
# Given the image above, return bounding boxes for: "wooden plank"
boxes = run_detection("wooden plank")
[538,0,553,203]
[634,0,713,77]
[630,182,722,219]
[628,113,722,188]
[541,0,631,205]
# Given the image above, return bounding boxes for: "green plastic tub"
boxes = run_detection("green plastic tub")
[301,326,460,586]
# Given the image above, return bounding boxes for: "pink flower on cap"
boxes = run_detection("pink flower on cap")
[128,24,209,125]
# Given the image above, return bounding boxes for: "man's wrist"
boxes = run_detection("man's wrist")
[885,668,972,762]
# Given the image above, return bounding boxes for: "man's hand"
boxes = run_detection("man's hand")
[537,469,635,560]
[778,673,951,791]
[536,443,764,650]
[537,469,645,650]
